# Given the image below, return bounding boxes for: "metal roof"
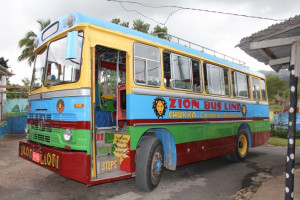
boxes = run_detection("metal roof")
[237,15,300,72]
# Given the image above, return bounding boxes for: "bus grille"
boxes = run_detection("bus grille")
[33,133,50,143]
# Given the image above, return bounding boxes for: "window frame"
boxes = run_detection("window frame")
[203,62,230,96]
[251,77,261,101]
[43,31,84,87]
[231,71,250,98]
[260,79,268,101]
[192,59,203,93]
[133,42,161,87]
[170,53,193,91]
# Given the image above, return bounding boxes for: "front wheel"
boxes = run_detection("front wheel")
[136,137,164,191]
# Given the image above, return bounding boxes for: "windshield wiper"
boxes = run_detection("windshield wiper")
[69,59,80,65]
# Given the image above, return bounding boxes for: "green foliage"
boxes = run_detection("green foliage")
[266,74,288,103]
[267,137,300,147]
[18,19,51,66]
[111,18,169,39]
[270,129,300,139]
[132,19,150,33]
[151,25,169,39]
[6,78,29,99]
[111,18,129,27]
[22,77,30,86]
[0,57,9,68]
[269,104,284,111]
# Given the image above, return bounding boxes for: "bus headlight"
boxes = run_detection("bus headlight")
[63,129,72,141]
[25,124,28,134]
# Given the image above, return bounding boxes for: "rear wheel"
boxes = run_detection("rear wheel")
[136,137,163,191]
[227,130,249,161]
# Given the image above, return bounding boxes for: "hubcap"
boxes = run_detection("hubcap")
[238,135,248,156]
[151,151,163,183]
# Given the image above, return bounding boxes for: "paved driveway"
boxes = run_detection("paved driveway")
[0,134,299,200]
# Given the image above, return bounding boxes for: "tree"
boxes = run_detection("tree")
[132,19,150,34]
[266,74,288,103]
[18,19,51,66]
[22,77,30,86]
[111,18,169,39]
[152,25,169,39]
[0,57,9,68]
[111,18,129,27]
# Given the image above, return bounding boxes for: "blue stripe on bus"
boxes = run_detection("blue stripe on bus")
[37,13,264,79]
[127,94,269,120]
[29,96,91,121]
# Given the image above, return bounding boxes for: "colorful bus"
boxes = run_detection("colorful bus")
[19,13,270,191]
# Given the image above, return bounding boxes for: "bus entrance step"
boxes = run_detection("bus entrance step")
[96,156,120,174]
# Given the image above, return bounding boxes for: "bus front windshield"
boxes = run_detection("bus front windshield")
[30,31,83,90]
[31,48,47,90]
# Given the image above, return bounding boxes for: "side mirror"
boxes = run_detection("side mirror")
[65,31,78,59]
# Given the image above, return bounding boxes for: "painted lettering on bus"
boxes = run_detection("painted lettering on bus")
[204,101,241,111]
[169,98,200,109]
[102,160,118,171]
[20,145,59,170]
[169,111,197,119]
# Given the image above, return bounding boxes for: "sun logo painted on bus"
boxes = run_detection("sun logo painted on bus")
[241,104,247,117]
[153,97,167,119]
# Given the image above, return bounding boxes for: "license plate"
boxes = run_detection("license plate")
[32,152,40,163]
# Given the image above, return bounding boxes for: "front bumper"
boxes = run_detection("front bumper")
[19,140,90,184]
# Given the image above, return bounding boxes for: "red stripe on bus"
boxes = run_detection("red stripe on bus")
[28,119,90,130]
[252,131,270,147]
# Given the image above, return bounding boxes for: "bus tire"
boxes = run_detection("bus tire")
[226,130,249,162]
[236,130,249,161]
[136,137,163,191]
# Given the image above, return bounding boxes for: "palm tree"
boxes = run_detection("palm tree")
[18,19,51,66]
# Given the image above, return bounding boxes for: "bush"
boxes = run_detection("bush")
[271,129,300,139]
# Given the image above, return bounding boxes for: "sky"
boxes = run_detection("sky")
[0,0,300,85]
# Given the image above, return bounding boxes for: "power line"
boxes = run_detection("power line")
[108,0,284,25]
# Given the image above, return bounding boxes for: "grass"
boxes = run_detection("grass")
[267,137,300,147]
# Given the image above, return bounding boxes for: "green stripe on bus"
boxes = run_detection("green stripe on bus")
[129,120,270,150]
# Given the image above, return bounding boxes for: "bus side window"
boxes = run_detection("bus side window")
[232,71,249,98]
[171,54,192,90]
[134,43,161,87]
[204,62,230,96]
[261,79,267,101]
[192,59,202,92]
[252,77,261,100]
[163,52,171,88]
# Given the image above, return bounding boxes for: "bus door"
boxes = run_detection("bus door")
[92,45,130,180]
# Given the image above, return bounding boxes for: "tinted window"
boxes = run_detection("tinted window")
[163,52,171,88]
[192,60,202,92]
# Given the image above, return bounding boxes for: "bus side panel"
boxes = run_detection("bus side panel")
[252,104,270,147]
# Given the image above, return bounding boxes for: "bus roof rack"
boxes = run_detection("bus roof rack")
[157,32,247,67]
